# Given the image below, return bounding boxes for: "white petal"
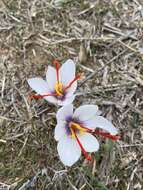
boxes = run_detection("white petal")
[63,95,76,105]
[46,66,57,91]
[56,104,73,121]
[27,78,58,103]
[28,77,50,94]
[58,95,75,106]
[73,105,98,121]
[57,135,81,166]
[92,116,118,135]
[78,133,99,152]
[45,96,58,105]
[66,81,77,95]
[54,122,66,141]
[59,59,75,86]
[83,117,99,129]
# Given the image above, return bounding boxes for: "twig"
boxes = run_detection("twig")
[78,49,127,87]
[119,143,143,148]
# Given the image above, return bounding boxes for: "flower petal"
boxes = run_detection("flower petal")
[83,117,99,129]
[59,59,75,86]
[28,77,50,94]
[56,104,73,121]
[78,133,99,152]
[54,122,66,141]
[92,116,118,135]
[46,66,57,91]
[58,95,75,106]
[57,135,81,166]
[27,78,58,103]
[45,96,58,104]
[73,105,98,121]
[66,81,77,95]
[63,95,76,105]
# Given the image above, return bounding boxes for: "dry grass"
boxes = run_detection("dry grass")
[0,0,143,189]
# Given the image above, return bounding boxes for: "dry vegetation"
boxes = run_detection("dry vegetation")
[0,0,143,189]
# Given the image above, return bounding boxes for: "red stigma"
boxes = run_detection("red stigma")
[64,74,81,92]
[29,93,57,100]
[53,59,60,83]
[74,131,91,161]
[77,125,120,141]
[94,130,120,141]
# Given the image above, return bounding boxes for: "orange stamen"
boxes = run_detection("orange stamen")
[79,125,92,132]
[74,130,91,161]
[64,74,81,91]
[53,59,60,83]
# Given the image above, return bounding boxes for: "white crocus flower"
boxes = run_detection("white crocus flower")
[55,104,119,166]
[28,59,80,106]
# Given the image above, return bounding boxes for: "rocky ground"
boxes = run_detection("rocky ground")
[0,0,143,189]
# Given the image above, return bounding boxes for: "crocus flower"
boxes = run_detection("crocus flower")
[28,59,80,106]
[55,104,119,166]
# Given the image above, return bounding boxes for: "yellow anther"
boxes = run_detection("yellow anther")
[55,82,63,96]
[69,122,87,138]
[70,128,76,139]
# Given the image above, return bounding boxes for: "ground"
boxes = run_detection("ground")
[0,0,143,190]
